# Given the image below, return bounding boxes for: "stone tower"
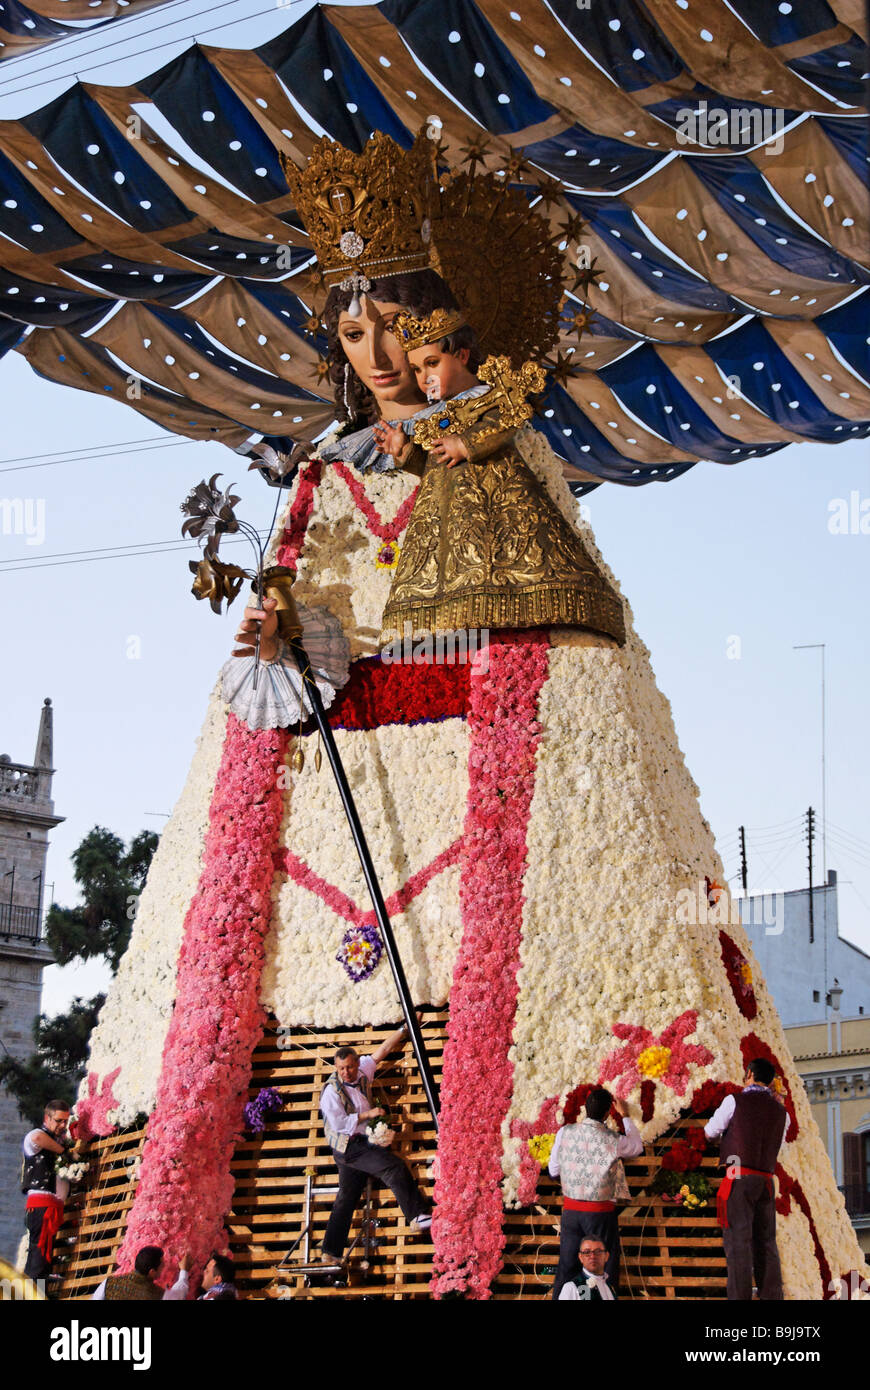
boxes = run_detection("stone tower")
[0,699,61,1263]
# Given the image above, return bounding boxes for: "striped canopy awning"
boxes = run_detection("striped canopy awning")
[0,0,867,491]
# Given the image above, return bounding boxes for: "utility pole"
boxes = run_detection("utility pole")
[807,806,815,944]
[794,644,826,883]
[739,825,748,895]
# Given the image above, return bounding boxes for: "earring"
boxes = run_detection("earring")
[343,363,352,416]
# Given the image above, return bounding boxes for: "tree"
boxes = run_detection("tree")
[0,996,105,1127]
[0,826,158,1124]
[44,826,159,973]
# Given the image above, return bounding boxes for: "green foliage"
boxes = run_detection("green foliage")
[0,1054,74,1129]
[35,995,106,1076]
[0,993,105,1126]
[44,826,158,972]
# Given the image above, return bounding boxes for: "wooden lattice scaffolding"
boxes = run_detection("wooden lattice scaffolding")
[54,1011,727,1300]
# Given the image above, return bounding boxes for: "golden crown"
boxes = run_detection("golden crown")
[281,127,574,366]
[280,130,436,288]
[390,307,467,353]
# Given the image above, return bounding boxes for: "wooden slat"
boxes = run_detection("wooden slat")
[56,1010,728,1300]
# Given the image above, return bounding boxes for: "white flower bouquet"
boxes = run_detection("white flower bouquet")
[367,1119,396,1148]
[56,1159,89,1184]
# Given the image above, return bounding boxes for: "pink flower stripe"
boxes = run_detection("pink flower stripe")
[76,1067,121,1142]
[331,458,419,541]
[432,632,550,1299]
[275,459,323,569]
[509,1096,562,1207]
[275,836,463,927]
[116,715,288,1288]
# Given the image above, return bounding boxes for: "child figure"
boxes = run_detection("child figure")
[372,318,494,473]
[370,306,625,649]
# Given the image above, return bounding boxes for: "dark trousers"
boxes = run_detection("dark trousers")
[722,1175,783,1300]
[551,1208,620,1299]
[322,1136,428,1258]
[24,1206,52,1282]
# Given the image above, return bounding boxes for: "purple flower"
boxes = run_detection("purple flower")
[244,1086,285,1133]
[336,922,383,982]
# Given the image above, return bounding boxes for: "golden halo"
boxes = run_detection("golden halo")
[428,170,564,367]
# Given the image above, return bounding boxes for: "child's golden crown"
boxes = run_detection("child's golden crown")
[390,307,467,353]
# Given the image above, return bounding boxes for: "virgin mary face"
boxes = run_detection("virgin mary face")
[337,297,424,415]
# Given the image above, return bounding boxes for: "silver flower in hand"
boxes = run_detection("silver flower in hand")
[180,474,241,553]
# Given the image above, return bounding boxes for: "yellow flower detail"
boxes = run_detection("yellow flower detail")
[738,960,753,989]
[375,542,401,571]
[637,1044,671,1079]
[679,1184,690,1195]
[527,1133,555,1166]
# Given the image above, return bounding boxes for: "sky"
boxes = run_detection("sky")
[0,0,868,1020]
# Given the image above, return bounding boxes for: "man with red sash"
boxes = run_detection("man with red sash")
[548,1086,643,1298]
[21,1099,80,1285]
[705,1057,787,1300]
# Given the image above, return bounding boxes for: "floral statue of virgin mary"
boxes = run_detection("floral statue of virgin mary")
[78,128,867,1301]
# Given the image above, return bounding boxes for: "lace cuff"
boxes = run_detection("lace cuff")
[221,603,350,731]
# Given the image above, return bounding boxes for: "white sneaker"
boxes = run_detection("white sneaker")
[412,1214,432,1231]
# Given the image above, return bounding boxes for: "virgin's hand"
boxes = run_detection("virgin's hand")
[233,595,279,662]
[373,421,404,456]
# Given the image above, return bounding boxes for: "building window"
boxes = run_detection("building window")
[842,1133,870,1216]
[813,990,820,1003]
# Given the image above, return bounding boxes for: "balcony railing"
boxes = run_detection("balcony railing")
[0,900,42,941]
[0,761,43,801]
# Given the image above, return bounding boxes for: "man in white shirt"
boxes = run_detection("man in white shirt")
[548,1087,643,1297]
[558,1237,617,1302]
[320,1020,431,1263]
[704,1058,787,1299]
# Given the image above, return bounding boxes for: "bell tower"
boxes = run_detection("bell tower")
[0,699,62,1263]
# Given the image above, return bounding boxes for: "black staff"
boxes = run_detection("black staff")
[288,638,440,1129]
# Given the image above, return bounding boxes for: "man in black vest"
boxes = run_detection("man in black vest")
[21,1099,81,1285]
[704,1058,787,1300]
[319,1021,430,1264]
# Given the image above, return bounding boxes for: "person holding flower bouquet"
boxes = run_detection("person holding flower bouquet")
[319,1019,431,1265]
[21,1100,86,1286]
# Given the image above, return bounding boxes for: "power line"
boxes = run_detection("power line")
[825,820,870,854]
[743,815,804,834]
[0,0,256,90]
[0,526,270,566]
[826,833,870,872]
[0,0,200,78]
[0,0,310,99]
[0,438,196,474]
[0,525,276,572]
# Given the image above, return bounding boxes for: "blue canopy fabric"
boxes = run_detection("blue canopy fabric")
[0,0,867,492]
